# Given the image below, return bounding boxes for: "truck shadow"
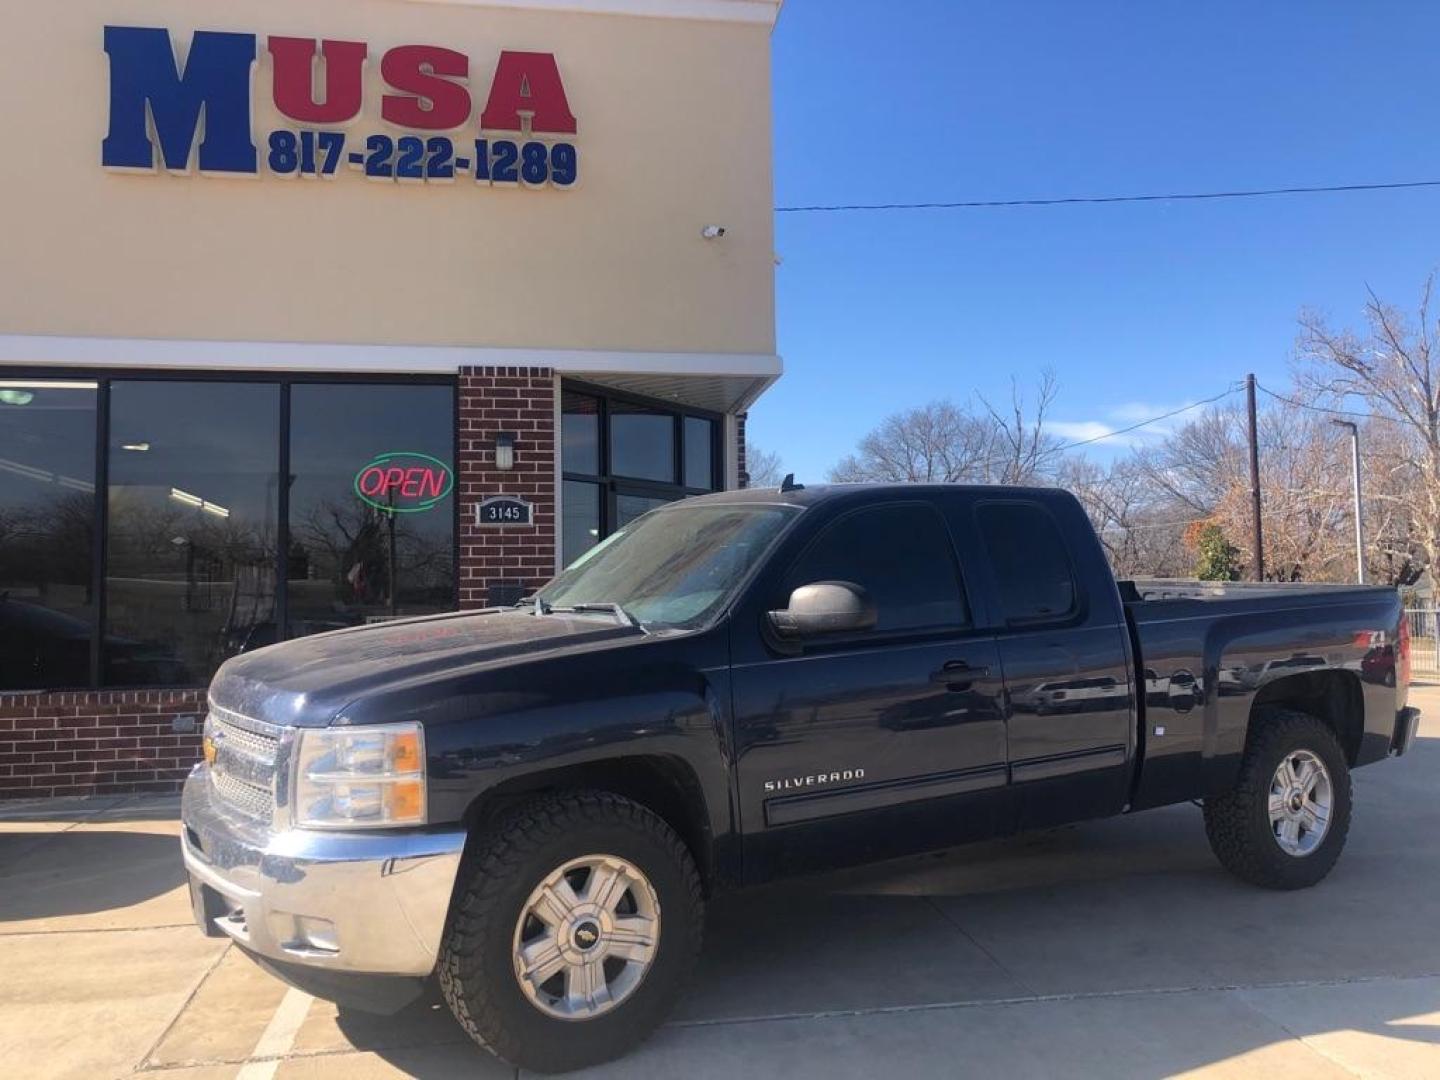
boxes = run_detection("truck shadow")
[0,829,184,922]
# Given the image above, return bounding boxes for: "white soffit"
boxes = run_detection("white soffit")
[570,371,777,413]
[405,0,783,26]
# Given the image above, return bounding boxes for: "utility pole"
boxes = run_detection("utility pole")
[1246,374,1265,581]
[1331,419,1365,584]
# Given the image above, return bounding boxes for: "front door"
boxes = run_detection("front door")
[730,499,1011,883]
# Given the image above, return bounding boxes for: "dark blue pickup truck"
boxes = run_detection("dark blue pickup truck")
[181,483,1419,1072]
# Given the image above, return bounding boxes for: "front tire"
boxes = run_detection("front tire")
[438,790,704,1073]
[1203,708,1352,890]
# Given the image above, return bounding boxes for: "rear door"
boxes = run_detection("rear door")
[963,496,1135,829]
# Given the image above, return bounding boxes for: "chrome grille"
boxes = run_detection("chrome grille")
[207,704,282,823]
[211,766,275,821]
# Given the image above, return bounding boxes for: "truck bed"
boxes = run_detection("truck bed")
[1117,578,1403,811]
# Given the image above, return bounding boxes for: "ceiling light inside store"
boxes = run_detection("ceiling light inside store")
[170,487,231,519]
[0,380,98,390]
[0,390,34,406]
[121,442,150,452]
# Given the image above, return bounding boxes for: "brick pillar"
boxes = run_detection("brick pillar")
[737,411,749,489]
[457,367,558,609]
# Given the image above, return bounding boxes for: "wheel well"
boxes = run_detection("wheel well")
[1251,669,1364,763]
[461,755,715,893]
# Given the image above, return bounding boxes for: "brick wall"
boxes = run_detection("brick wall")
[737,411,749,488]
[457,366,558,608]
[0,689,204,800]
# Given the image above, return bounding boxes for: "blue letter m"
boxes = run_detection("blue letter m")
[103,26,257,174]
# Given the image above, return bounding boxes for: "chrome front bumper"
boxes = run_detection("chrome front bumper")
[180,764,466,976]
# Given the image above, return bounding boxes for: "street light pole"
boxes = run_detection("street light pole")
[1331,419,1365,584]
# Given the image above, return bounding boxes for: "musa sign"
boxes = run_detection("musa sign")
[101,26,580,187]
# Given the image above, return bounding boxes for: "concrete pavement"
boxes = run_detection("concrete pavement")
[2,687,1438,1079]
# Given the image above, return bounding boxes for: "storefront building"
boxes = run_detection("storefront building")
[0,0,782,798]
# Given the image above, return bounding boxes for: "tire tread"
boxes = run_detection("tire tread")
[1203,707,1352,890]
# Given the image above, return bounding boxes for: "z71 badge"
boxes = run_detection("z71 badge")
[764,769,865,794]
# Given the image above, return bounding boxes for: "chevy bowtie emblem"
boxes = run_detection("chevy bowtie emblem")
[203,728,223,766]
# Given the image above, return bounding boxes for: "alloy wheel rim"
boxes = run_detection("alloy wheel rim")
[1268,749,1333,857]
[512,854,660,1021]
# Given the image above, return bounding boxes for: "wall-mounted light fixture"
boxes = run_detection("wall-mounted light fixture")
[494,432,517,471]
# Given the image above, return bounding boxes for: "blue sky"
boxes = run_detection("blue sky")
[747,0,1440,479]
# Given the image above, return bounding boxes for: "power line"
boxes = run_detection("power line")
[1254,382,1403,424]
[776,179,1440,214]
[1052,384,1243,454]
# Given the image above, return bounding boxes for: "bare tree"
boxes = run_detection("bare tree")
[1297,275,1440,581]
[829,372,1062,484]
[978,370,1063,484]
[743,445,785,488]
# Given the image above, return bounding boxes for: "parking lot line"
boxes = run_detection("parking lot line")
[235,986,314,1080]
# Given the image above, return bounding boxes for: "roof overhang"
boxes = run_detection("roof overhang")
[0,335,781,414]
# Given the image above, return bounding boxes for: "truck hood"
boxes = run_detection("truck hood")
[207,609,644,728]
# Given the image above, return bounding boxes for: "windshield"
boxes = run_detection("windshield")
[538,502,799,630]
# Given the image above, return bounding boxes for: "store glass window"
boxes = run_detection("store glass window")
[562,391,600,476]
[0,381,97,690]
[288,384,455,636]
[562,480,602,567]
[560,384,724,567]
[610,402,675,483]
[684,416,715,491]
[104,382,279,686]
[616,493,677,530]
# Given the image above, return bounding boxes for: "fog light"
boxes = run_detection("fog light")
[294,915,339,953]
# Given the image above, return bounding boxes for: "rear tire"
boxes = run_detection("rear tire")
[438,790,704,1073]
[1203,708,1352,890]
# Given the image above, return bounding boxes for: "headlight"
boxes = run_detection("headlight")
[292,722,427,829]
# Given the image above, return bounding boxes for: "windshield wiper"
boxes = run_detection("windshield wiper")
[551,602,645,631]
[516,596,552,615]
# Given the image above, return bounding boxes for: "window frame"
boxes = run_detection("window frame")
[0,366,459,692]
[773,499,974,649]
[560,379,723,563]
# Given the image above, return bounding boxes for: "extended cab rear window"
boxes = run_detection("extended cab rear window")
[976,502,1078,624]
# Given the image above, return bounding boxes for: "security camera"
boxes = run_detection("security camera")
[701,225,727,239]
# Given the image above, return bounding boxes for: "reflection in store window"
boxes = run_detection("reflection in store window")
[562,391,600,476]
[104,382,279,687]
[684,416,715,490]
[288,384,455,637]
[610,402,675,483]
[616,493,676,529]
[0,382,97,690]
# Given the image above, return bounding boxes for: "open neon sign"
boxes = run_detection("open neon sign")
[353,452,454,513]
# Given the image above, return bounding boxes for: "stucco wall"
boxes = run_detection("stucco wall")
[0,0,775,356]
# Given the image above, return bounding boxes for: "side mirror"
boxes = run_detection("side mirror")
[768,581,877,640]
